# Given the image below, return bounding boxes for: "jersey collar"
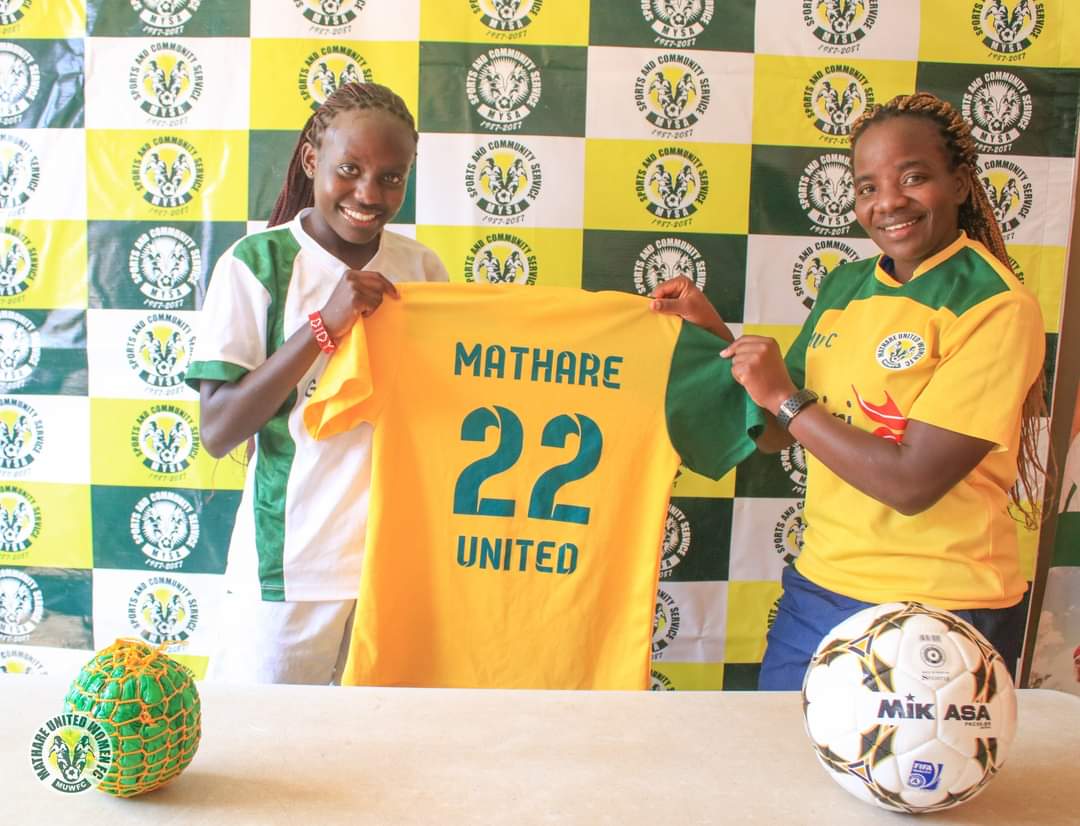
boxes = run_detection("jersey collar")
[874,231,969,287]
[289,207,386,277]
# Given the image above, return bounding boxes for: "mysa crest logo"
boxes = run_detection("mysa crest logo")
[1,647,46,674]
[791,239,857,309]
[130,490,200,570]
[876,331,926,370]
[963,71,1032,152]
[633,237,706,296]
[972,0,1044,57]
[650,669,675,690]
[30,713,113,794]
[299,46,372,110]
[129,226,200,309]
[652,588,681,656]
[0,567,42,640]
[799,152,856,235]
[803,0,878,49]
[773,501,805,565]
[0,398,43,471]
[803,65,872,140]
[469,0,542,36]
[0,485,39,556]
[131,405,199,474]
[126,313,194,391]
[0,135,40,212]
[128,575,199,647]
[294,0,366,29]
[132,136,204,209]
[0,43,39,127]
[466,47,541,132]
[637,147,709,223]
[634,53,710,137]
[0,226,36,297]
[463,233,537,284]
[464,139,542,222]
[659,502,691,578]
[780,442,808,496]
[641,0,714,47]
[131,0,202,36]
[0,310,39,390]
[979,157,1033,236]
[129,42,203,121]
[0,0,31,26]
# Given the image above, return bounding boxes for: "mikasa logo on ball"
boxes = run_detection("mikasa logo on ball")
[876,332,926,371]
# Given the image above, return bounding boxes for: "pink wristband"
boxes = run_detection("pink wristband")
[308,311,337,354]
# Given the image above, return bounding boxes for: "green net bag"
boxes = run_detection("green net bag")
[63,638,201,797]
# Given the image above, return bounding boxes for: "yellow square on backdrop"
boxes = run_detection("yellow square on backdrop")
[0,482,91,569]
[920,0,1064,67]
[417,226,583,288]
[725,580,784,663]
[0,0,84,38]
[753,55,917,149]
[90,398,246,490]
[1009,243,1066,334]
[86,130,248,222]
[0,220,87,309]
[420,0,589,46]
[584,139,751,234]
[649,660,726,690]
[250,39,420,130]
[670,465,736,498]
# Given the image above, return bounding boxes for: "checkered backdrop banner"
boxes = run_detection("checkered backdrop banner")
[0,0,1077,689]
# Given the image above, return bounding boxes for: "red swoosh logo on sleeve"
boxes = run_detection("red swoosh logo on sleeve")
[851,385,907,443]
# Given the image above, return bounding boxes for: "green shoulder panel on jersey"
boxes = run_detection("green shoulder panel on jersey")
[665,321,762,480]
[895,243,1014,317]
[231,227,302,356]
[229,228,303,601]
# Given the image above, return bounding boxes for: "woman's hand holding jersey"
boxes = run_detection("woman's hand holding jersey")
[651,277,995,516]
[319,269,400,341]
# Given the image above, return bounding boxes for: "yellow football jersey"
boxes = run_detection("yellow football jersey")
[305,283,760,689]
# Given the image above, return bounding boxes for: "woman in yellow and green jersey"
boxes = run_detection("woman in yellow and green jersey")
[652,93,1050,690]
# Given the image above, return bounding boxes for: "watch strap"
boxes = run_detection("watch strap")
[776,388,818,430]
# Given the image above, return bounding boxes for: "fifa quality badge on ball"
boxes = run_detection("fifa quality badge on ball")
[801,602,1017,814]
[62,638,201,797]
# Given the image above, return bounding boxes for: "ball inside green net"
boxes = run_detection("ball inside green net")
[63,638,201,797]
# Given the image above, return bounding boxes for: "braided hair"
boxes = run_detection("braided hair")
[851,92,1053,528]
[268,82,418,227]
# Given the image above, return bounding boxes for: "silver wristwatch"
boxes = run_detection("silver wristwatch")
[775,388,818,430]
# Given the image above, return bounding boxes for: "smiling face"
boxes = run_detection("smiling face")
[300,107,416,265]
[852,116,970,283]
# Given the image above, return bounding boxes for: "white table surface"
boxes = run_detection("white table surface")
[2,675,1078,825]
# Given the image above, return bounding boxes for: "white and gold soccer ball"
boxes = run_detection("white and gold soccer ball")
[801,602,1017,813]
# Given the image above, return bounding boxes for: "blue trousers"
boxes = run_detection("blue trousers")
[758,564,1028,691]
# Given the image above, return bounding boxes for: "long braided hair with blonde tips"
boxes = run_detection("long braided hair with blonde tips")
[267,82,418,227]
[850,92,1053,528]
